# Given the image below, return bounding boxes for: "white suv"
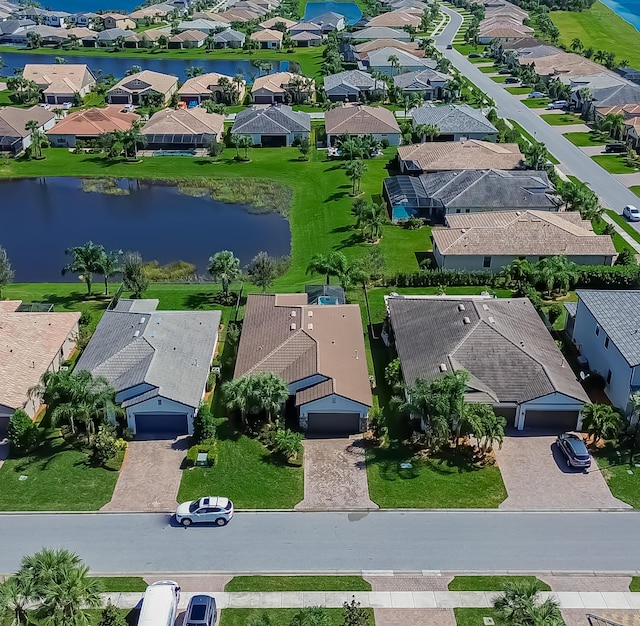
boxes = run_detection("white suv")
[623,205,640,221]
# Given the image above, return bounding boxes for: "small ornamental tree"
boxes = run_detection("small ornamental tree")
[97,602,127,626]
[193,402,216,443]
[7,409,37,455]
[89,424,118,466]
[342,597,371,626]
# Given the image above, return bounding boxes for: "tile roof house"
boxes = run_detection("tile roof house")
[106,70,178,105]
[478,16,533,43]
[46,106,140,148]
[100,12,136,30]
[310,11,345,33]
[397,140,523,174]
[231,104,310,147]
[323,69,385,102]
[141,107,224,149]
[386,294,589,431]
[348,26,411,41]
[565,290,640,415]
[411,104,498,141]
[325,104,401,145]
[290,20,323,38]
[432,210,616,271]
[176,18,229,33]
[383,169,560,222]
[251,71,314,104]
[75,299,220,436]
[178,72,246,104]
[393,68,452,100]
[234,293,372,434]
[23,63,96,105]
[0,301,80,419]
[217,8,261,21]
[365,8,421,28]
[259,16,296,29]
[353,38,423,56]
[213,28,246,48]
[290,30,323,46]
[0,106,56,155]
[129,3,175,24]
[85,27,141,47]
[250,27,283,48]
[363,46,435,75]
[169,28,207,47]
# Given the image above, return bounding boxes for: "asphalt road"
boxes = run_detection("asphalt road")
[438,6,640,226]
[1,511,639,574]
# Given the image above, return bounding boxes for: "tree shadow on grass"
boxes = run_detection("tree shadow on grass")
[40,292,108,310]
[324,189,349,203]
[184,292,217,310]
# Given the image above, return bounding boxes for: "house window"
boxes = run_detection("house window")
[157,399,162,405]
[595,325,600,336]
[606,369,612,385]
[456,209,461,213]
[483,256,491,268]
[605,336,610,349]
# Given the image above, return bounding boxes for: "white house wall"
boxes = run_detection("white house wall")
[125,395,196,435]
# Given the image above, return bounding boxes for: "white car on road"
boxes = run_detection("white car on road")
[175,496,234,526]
[623,205,640,221]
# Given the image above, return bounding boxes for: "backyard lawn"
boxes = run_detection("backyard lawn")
[593,442,640,508]
[540,113,583,126]
[0,432,122,511]
[448,576,551,591]
[177,419,304,509]
[592,155,639,174]
[220,609,373,626]
[225,577,372,592]
[563,131,607,147]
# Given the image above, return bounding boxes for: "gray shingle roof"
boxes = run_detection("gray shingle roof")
[411,104,498,135]
[591,84,640,107]
[232,105,310,135]
[214,28,245,41]
[576,290,640,366]
[75,299,220,409]
[387,295,588,404]
[393,68,451,89]
[324,69,382,92]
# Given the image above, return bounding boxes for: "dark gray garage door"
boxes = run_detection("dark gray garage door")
[523,410,579,431]
[261,135,287,147]
[109,95,130,104]
[307,412,360,435]
[134,412,188,435]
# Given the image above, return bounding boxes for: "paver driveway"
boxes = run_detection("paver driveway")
[295,437,378,510]
[101,434,189,512]
[495,430,629,510]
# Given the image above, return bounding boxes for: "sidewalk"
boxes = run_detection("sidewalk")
[104,591,640,611]
[602,213,640,253]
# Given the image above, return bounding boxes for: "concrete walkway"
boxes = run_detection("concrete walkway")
[102,590,640,610]
[602,213,640,253]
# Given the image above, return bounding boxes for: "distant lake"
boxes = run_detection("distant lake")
[0,51,290,81]
[30,0,138,10]
[304,0,362,24]
[600,0,640,32]
[0,178,291,282]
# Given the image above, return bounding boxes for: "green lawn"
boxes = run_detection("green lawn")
[505,86,531,95]
[177,419,303,509]
[523,98,551,109]
[592,155,639,174]
[366,444,507,508]
[593,441,640,508]
[91,577,148,592]
[225,577,372,592]
[455,609,505,626]
[550,0,640,69]
[604,209,640,247]
[631,186,640,198]
[540,113,583,126]
[631,578,640,592]
[0,432,121,511]
[220,609,373,626]
[491,75,507,83]
[563,131,608,147]
[448,576,551,591]
[478,65,498,73]
[591,215,633,253]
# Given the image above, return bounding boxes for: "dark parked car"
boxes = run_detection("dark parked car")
[556,433,591,469]
[446,44,453,49]
[468,53,482,58]
[185,595,217,626]
[605,142,626,153]
[505,77,519,84]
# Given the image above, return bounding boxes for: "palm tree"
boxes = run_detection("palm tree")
[231,134,252,159]
[0,575,33,626]
[55,56,67,64]
[122,120,146,159]
[113,35,126,51]
[62,241,105,295]
[570,37,583,53]
[205,33,216,51]
[581,403,624,445]
[255,372,289,423]
[494,579,561,626]
[345,159,367,195]
[273,428,303,461]
[208,250,240,298]
[594,49,606,64]
[353,200,386,242]
[524,140,548,170]
[157,34,169,49]
[535,255,578,296]
[25,119,47,159]
[26,31,42,49]
[306,251,343,284]
[604,112,625,140]
[222,376,252,426]
[502,258,532,294]
[96,249,123,296]
[418,123,440,142]
[387,54,400,75]
[125,65,142,76]
[185,66,205,78]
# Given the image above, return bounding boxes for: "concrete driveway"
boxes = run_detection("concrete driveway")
[295,437,378,511]
[494,430,630,510]
[101,434,190,512]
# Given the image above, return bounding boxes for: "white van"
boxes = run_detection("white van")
[138,581,180,626]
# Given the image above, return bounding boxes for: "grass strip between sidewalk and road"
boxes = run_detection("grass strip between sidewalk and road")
[90,577,148,592]
[220,609,373,626]
[448,576,551,591]
[631,577,640,592]
[225,577,372,592]
[604,209,640,247]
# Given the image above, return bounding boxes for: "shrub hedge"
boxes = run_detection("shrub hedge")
[185,439,218,467]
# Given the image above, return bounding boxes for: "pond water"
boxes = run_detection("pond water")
[0,51,289,81]
[0,177,291,282]
[304,1,362,25]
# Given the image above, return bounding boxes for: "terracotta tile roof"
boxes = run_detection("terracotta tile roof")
[325,104,400,135]
[260,16,296,28]
[47,106,140,136]
[23,63,94,95]
[178,72,246,96]
[250,28,283,41]
[433,210,616,257]
[0,309,80,413]
[366,8,421,27]
[252,71,304,94]
[397,140,523,172]
[355,38,423,56]
[141,107,224,136]
[108,70,178,96]
[234,294,372,407]
[170,29,207,42]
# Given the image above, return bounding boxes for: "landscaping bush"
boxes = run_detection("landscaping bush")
[547,303,563,325]
[615,248,638,266]
[90,424,118,467]
[185,438,218,467]
[7,409,37,455]
[122,427,134,441]
[79,310,92,327]
[575,264,640,289]
[272,428,303,462]
[193,402,216,444]
[206,370,217,393]
[388,269,497,288]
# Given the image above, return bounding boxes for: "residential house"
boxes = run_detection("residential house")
[393,68,451,100]
[517,51,604,81]
[584,83,640,118]
[231,104,310,146]
[0,106,55,155]
[565,290,640,415]
[169,29,207,48]
[251,71,314,104]
[568,72,630,112]
[363,47,435,76]
[347,26,411,41]
[85,28,141,47]
[397,140,523,174]
[15,7,70,27]
[289,20,323,38]
[75,299,220,436]
[0,20,36,44]
[9,24,71,45]
[365,9,421,28]
[23,64,96,105]
[383,169,559,222]
[250,28,283,49]
[352,38,423,58]
[212,28,245,47]
[46,106,140,148]
[100,13,136,30]
[432,210,616,271]
[176,18,229,33]
[129,3,175,24]
[325,104,401,146]
[617,67,640,86]
[323,69,385,102]
[141,107,224,149]
[310,11,345,33]
[259,16,296,29]
[0,301,80,419]
[291,30,323,46]
[477,17,533,43]
[178,72,246,104]
[106,70,178,105]
[386,294,589,430]
[217,8,261,21]
[138,27,172,47]
[411,104,498,141]
[234,293,372,435]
